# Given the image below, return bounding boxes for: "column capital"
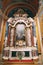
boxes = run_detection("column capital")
[0,9,8,21]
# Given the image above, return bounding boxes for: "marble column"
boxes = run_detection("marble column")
[25,27,31,46]
[7,25,11,46]
[4,36,8,47]
[10,27,14,46]
[30,26,34,46]
[29,51,32,59]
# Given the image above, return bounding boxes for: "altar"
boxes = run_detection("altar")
[2,9,38,62]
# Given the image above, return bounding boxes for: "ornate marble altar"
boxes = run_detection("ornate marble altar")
[2,9,38,61]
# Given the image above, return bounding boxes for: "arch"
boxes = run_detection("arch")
[13,19,28,27]
[4,2,36,17]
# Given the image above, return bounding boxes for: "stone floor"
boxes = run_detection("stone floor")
[0,62,43,65]
[0,54,43,65]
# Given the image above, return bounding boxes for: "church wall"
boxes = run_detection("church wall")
[40,15,43,52]
[0,19,6,54]
[34,17,41,54]
[40,15,43,42]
